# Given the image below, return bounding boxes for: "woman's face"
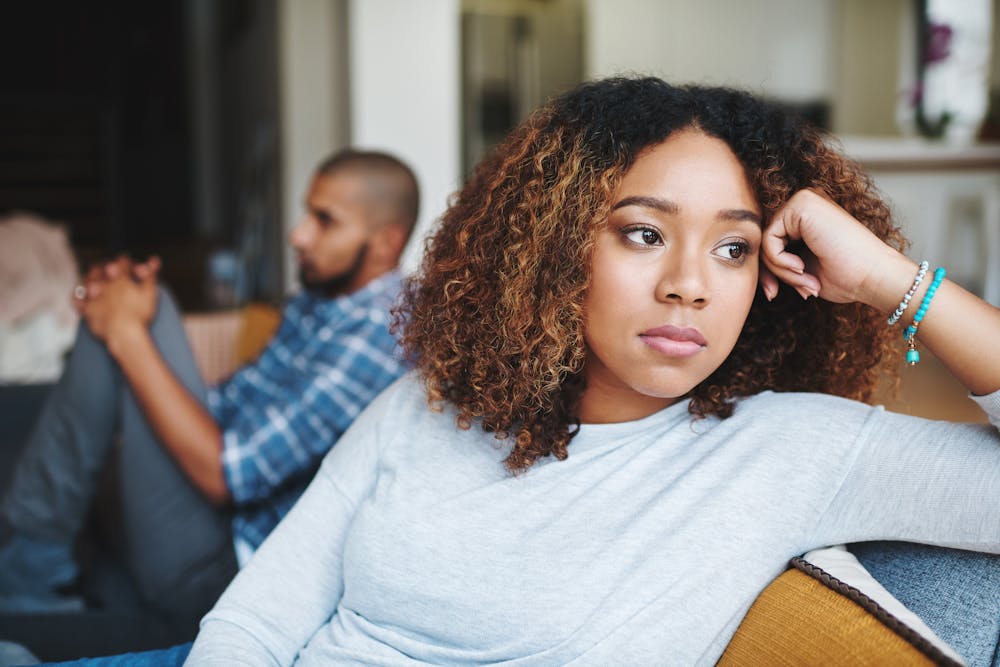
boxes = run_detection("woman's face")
[580,129,762,423]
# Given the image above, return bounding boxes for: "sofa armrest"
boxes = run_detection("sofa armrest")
[718,547,964,666]
[182,304,280,385]
[181,310,243,386]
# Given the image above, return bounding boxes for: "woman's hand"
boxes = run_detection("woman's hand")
[759,189,901,306]
[761,188,1000,395]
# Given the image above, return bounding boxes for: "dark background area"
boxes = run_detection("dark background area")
[0,0,283,310]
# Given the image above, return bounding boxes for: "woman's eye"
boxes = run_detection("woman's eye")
[623,226,662,246]
[713,240,751,262]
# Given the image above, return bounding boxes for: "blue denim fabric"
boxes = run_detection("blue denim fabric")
[0,640,39,666]
[0,534,83,613]
[850,542,1000,667]
[37,642,191,667]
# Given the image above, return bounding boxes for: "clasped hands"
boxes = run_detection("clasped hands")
[73,255,161,344]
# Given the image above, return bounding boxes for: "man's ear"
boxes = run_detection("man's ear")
[371,224,408,264]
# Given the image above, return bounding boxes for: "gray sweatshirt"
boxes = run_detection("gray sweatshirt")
[187,372,1000,666]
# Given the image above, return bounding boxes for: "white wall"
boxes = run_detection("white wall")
[277,0,349,293]
[279,0,840,288]
[834,0,906,135]
[584,0,838,103]
[277,0,460,287]
[349,0,462,274]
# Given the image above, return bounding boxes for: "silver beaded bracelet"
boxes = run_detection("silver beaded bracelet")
[887,260,929,326]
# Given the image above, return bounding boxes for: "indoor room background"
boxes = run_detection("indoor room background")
[1,0,997,318]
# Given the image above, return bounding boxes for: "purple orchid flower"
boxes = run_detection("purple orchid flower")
[924,22,953,65]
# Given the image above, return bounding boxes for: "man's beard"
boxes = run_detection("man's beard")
[299,242,369,297]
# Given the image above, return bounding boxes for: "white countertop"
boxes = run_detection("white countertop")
[834,135,1000,170]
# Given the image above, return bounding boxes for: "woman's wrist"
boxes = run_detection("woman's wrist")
[858,251,923,316]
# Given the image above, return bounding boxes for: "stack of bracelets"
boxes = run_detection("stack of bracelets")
[887,260,947,365]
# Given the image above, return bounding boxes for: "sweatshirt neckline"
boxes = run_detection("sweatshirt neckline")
[570,398,693,451]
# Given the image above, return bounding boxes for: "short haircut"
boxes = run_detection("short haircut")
[316,149,420,242]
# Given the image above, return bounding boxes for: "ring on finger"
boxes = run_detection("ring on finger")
[73,284,87,300]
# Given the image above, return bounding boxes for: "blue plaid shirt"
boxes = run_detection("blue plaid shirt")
[207,271,406,550]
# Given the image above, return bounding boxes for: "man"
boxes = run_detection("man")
[0,150,418,632]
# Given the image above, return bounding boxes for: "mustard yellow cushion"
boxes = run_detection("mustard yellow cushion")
[182,304,281,384]
[235,302,281,366]
[717,561,958,666]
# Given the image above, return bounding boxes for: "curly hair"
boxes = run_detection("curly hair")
[397,77,906,473]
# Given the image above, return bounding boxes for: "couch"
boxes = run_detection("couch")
[1,306,996,664]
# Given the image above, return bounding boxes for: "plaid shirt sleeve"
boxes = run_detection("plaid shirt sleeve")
[212,289,405,508]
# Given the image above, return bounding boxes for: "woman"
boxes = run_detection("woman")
[187,77,1000,665]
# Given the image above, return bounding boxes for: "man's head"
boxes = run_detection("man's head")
[289,149,419,297]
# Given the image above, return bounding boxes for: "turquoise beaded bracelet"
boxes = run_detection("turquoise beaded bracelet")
[903,266,946,365]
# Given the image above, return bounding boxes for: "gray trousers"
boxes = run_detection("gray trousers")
[0,289,238,618]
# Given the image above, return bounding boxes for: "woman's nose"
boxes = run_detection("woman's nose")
[656,248,709,306]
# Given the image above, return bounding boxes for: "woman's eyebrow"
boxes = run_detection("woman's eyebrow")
[718,209,762,225]
[612,196,762,226]
[611,195,679,214]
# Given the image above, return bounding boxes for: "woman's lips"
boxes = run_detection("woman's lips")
[639,325,707,358]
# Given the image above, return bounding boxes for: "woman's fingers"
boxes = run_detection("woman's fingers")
[761,210,820,299]
[758,265,779,301]
[761,225,805,275]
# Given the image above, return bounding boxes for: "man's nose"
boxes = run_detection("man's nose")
[288,218,313,248]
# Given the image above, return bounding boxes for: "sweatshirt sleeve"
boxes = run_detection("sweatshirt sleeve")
[186,377,405,666]
[971,389,1000,430]
[813,388,1000,551]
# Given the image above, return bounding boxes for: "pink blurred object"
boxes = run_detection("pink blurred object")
[0,213,80,383]
[0,212,79,327]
